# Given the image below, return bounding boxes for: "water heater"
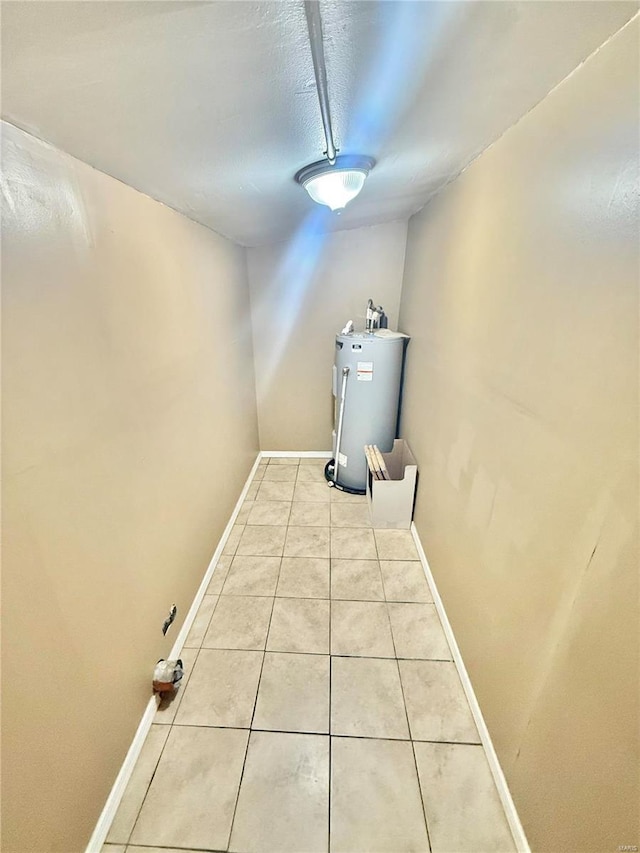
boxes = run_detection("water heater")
[329,326,409,492]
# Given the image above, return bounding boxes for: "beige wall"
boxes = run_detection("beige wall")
[398,18,639,852]
[1,122,259,852]
[247,220,407,450]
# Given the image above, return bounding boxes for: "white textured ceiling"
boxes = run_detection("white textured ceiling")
[1,1,636,246]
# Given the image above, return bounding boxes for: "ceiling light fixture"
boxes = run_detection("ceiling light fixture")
[295,155,375,212]
[298,3,375,213]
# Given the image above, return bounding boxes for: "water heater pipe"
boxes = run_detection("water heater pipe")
[304,1,337,164]
[333,366,350,480]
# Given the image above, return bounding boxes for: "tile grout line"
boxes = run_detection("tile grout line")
[192,587,223,645]
[224,461,284,853]
[375,529,434,852]
[187,645,453,662]
[88,454,264,851]
[151,721,484,746]
[123,641,204,849]
[223,657,259,853]
[410,522,529,851]
[238,456,331,851]
[121,732,165,847]
[117,844,225,852]
[122,538,236,847]
[199,590,435,604]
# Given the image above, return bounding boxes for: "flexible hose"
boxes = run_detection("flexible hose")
[324,459,366,495]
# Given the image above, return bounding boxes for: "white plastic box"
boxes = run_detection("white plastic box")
[366,439,417,529]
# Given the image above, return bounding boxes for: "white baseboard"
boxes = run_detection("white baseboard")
[162,453,263,661]
[85,696,157,852]
[86,453,263,853]
[410,522,530,853]
[260,450,332,458]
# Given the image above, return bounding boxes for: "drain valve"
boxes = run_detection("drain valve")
[153,658,184,696]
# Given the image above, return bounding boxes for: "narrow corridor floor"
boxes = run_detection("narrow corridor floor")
[104,456,516,853]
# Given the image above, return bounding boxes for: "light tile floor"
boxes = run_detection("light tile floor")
[104,457,516,853]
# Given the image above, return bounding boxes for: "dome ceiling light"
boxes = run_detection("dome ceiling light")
[297,1,374,212]
[295,156,375,212]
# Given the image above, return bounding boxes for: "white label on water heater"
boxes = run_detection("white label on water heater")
[357,361,373,381]
[338,452,348,467]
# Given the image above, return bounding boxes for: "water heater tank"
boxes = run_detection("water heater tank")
[332,328,409,491]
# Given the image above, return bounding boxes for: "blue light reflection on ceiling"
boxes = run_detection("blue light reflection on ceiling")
[346,1,457,156]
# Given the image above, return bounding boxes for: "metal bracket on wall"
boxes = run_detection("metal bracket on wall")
[162,604,177,636]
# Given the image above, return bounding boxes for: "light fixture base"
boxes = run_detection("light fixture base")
[295,155,375,211]
[294,155,375,187]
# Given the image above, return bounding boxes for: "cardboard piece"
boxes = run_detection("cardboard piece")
[366,439,417,529]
